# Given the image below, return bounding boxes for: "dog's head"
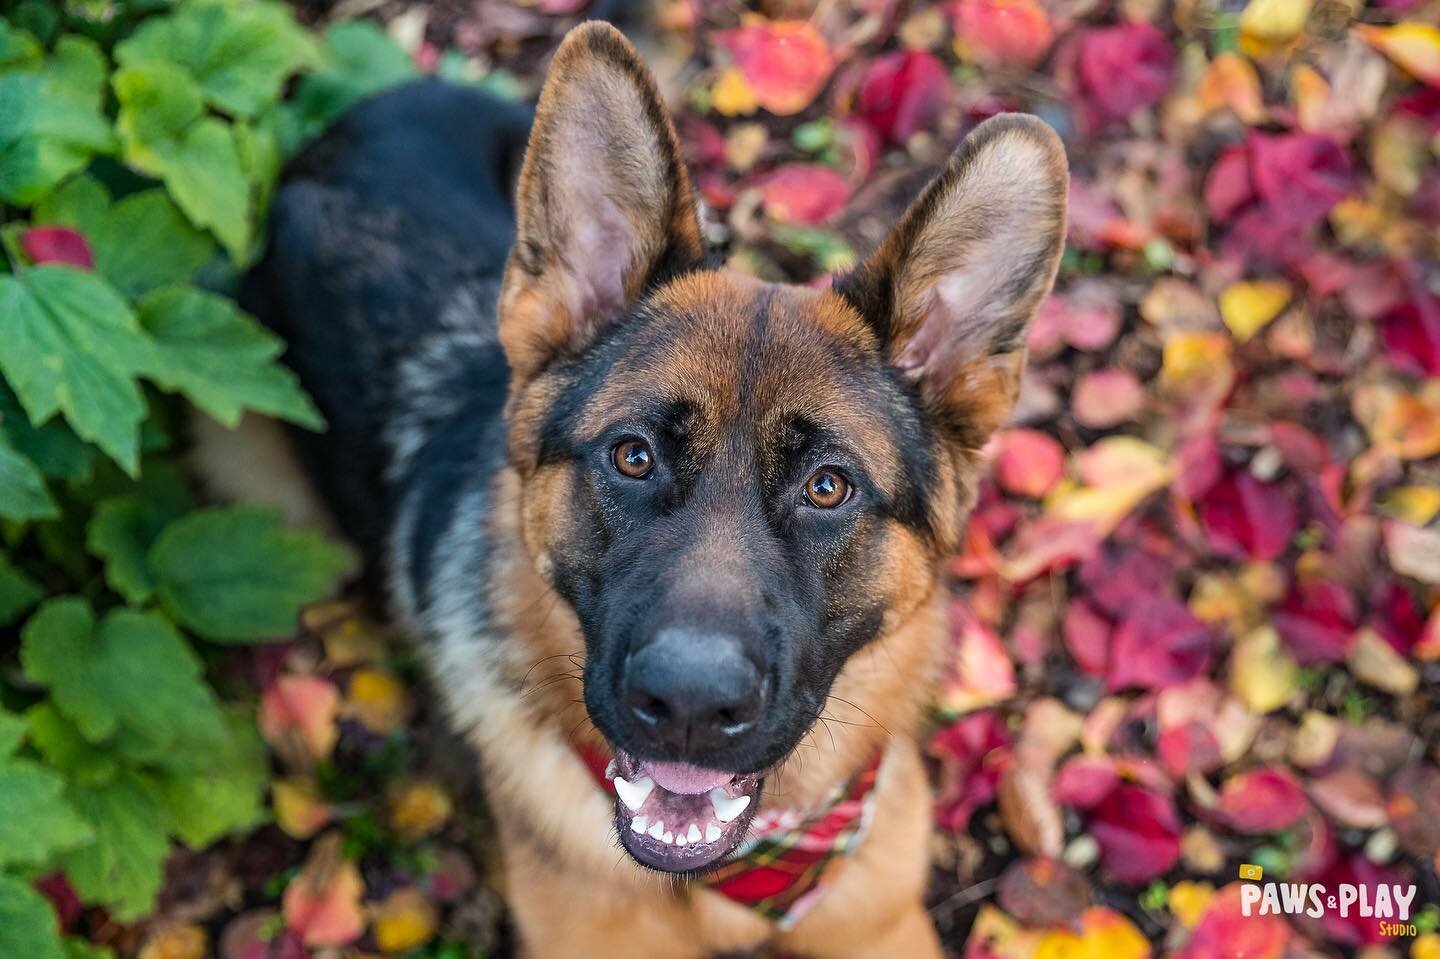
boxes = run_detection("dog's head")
[498,22,1067,872]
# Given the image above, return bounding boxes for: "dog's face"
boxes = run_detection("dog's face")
[498,24,1067,873]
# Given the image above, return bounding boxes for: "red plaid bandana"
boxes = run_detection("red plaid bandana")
[576,743,884,929]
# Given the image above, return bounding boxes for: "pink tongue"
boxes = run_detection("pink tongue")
[641,760,735,795]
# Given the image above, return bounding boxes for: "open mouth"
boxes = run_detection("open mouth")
[607,750,763,873]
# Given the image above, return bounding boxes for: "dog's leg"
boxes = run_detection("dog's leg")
[836,903,946,958]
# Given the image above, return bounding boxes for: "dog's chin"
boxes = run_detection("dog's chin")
[606,749,762,874]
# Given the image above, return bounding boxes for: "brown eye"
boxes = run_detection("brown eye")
[612,438,654,478]
[804,469,850,509]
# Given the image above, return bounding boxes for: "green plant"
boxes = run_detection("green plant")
[0,2,426,954]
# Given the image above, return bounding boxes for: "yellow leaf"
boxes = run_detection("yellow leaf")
[346,669,410,735]
[1229,626,1298,714]
[1239,0,1313,52]
[1048,438,1173,533]
[389,779,453,840]
[1169,881,1216,928]
[1357,23,1440,86]
[1037,908,1151,959]
[370,887,438,954]
[273,777,333,840]
[1161,331,1234,399]
[1220,281,1292,342]
[1378,485,1440,525]
[1414,932,1440,959]
[138,924,208,959]
[969,904,1046,959]
[712,67,758,117]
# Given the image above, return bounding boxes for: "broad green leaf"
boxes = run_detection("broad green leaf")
[0,36,114,205]
[25,703,118,787]
[149,506,353,642]
[65,940,114,959]
[113,62,251,260]
[116,0,318,119]
[0,708,24,756]
[86,468,192,603]
[0,708,92,868]
[278,19,415,152]
[0,22,43,68]
[58,770,169,922]
[138,286,322,429]
[34,176,215,299]
[0,265,159,474]
[157,710,267,847]
[0,875,67,959]
[0,383,93,483]
[0,436,55,522]
[0,556,43,626]
[19,598,227,754]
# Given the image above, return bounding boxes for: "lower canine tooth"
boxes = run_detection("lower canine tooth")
[675,834,687,846]
[615,775,655,812]
[705,824,722,843]
[648,820,666,841]
[631,816,648,834]
[662,831,674,844]
[709,788,751,823]
[687,824,702,844]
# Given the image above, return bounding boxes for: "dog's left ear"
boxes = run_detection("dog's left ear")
[500,22,703,384]
[836,114,1068,448]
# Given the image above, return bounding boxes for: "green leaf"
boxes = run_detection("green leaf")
[0,708,25,756]
[0,382,94,483]
[0,436,56,522]
[150,506,352,642]
[25,703,118,787]
[65,939,114,959]
[0,265,159,474]
[157,709,267,847]
[0,555,43,626]
[278,20,415,152]
[0,874,67,959]
[86,468,192,604]
[113,62,251,261]
[0,708,93,869]
[58,770,169,922]
[34,176,215,299]
[0,22,43,68]
[19,598,227,755]
[138,286,322,429]
[116,0,318,119]
[0,37,115,205]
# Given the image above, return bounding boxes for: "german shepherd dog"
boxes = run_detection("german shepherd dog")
[236,21,1067,957]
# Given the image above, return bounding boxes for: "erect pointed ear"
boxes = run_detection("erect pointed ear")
[835,114,1068,449]
[499,22,703,383]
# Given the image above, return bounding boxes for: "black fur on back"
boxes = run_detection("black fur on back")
[241,80,532,564]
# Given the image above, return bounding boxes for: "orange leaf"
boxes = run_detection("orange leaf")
[282,835,366,947]
[260,675,340,762]
[716,18,834,116]
[1199,53,1265,123]
[951,0,1054,68]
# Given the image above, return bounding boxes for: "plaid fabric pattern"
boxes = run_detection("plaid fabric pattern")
[576,742,884,930]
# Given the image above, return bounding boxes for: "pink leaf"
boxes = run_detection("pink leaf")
[992,428,1065,498]
[21,227,94,270]
[1106,597,1215,691]
[759,164,851,225]
[1199,469,1297,562]
[950,0,1055,68]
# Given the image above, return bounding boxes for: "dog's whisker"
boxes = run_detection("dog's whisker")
[825,695,890,734]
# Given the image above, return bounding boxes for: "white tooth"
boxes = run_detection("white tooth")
[631,815,648,834]
[709,788,751,824]
[705,824,722,843]
[614,775,655,812]
[687,823,702,844]
[675,833,687,846]
[648,820,666,841]
[662,831,674,844]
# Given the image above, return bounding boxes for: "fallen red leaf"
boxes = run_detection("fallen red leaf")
[930,710,1012,832]
[1174,883,1291,959]
[854,50,950,145]
[1089,784,1182,883]
[1273,580,1358,664]
[716,18,835,117]
[950,0,1055,68]
[1068,23,1175,130]
[992,428,1065,498]
[1107,597,1215,691]
[759,164,851,225]
[1214,767,1308,833]
[1199,469,1298,562]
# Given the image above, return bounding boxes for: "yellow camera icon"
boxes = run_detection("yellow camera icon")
[1239,864,1264,881]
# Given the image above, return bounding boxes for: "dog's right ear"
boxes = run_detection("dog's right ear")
[499,22,703,384]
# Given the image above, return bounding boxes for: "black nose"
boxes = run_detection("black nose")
[623,628,765,751]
